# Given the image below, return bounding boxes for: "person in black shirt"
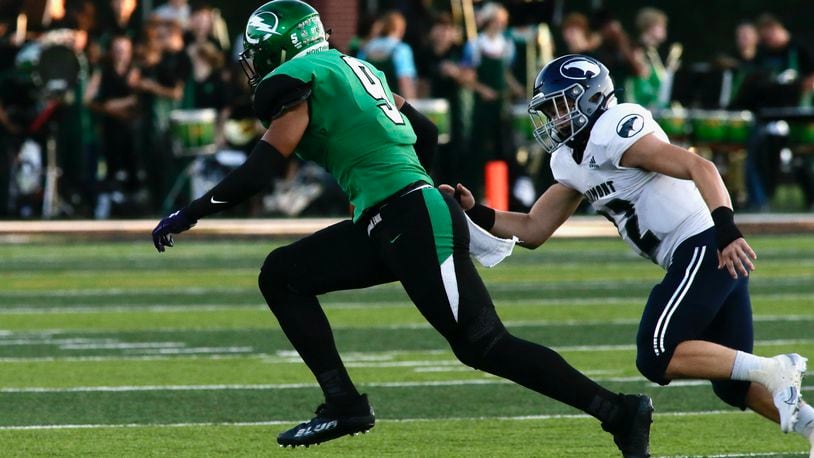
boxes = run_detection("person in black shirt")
[86,34,141,217]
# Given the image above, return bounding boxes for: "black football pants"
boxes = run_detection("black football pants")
[258,186,621,420]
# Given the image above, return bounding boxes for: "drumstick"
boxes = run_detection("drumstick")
[462,0,477,43]
[15,14,26,45]
[666,42,683,72]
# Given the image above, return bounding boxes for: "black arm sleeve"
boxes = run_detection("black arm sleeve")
[253,73,312,123]
[400,102,438,172]
[184,141,289,220]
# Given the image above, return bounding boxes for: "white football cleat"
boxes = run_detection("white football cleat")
[765,353,807,433]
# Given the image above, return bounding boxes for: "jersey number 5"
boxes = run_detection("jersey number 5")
[341,56,405,125]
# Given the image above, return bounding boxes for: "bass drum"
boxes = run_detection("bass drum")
[15,43,80,96]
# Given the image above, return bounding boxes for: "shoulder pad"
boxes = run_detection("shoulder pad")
[588,103,657,167]
[253,73,312,125]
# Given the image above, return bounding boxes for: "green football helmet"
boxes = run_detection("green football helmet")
[239,0,329,88]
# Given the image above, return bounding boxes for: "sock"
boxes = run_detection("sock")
[730,351,776,386]
[316,368,361,407]
[794,402,814,440]
[589,393,627,432]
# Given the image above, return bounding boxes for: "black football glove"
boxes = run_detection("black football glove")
[152,209,197,253]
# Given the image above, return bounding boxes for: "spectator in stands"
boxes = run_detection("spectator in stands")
[560,12,597,55]
[41,16,98,217]
[347,15,381,58]
[186,41,227,129]
[736,21,759,64]
[628,7,680,108]
[94,0,141,57]
[459,2,524,200]
[357,11,417,100]
[754,14,814,100]
[152,0,190,29]
[421,13,467,186]
[717,21,759,109]
[133,18,191,212]
[86,34,141,218]
[741,14,814,210]
[589,9,646,104]
[185,3,220,50]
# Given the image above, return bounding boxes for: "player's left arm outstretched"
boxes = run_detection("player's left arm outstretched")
[151,101,308,252]
[619,133,756,278]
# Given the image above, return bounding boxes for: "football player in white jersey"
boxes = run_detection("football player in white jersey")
[443,54,813,453]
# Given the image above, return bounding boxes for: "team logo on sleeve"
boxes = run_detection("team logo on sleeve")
[559,57,601,80]
[616,114,644,138]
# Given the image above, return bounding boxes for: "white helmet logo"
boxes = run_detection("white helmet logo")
[560,58,601,80]
[246,12,282,45]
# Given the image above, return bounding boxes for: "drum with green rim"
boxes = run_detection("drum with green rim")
[691,110,729,144]
[169,109,218,156]
[652,108,689,140]
[725,111,753,144]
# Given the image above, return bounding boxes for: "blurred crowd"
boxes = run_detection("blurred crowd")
[0,1,812,219]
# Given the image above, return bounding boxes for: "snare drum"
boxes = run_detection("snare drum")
[691,110,729,144]
[758,107,814,151]
[652,108,689,140]
[169,109,218,156]
[411,99,450,144]
[725,111,754,144]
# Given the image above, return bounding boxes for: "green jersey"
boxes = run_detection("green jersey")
[254,49,432,220]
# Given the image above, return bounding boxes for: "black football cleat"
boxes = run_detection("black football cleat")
[277,394,375,448]
[608,394,654,458]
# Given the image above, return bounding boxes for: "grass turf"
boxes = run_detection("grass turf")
[0,234,811,456]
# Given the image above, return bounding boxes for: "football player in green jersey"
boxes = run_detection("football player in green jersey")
[152,1,653,454]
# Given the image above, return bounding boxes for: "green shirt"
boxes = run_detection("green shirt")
[257,49,431,220]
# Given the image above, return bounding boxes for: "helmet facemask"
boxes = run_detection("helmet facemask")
[238,47,261,88]
[528,84,589,154]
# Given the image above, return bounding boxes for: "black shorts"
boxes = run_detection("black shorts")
[636,228,753,385]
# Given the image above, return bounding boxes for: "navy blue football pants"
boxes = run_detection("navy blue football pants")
[636,228,753,408]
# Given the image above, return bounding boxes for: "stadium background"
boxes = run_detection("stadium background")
[0,1,812,456]
[209,0,814,64]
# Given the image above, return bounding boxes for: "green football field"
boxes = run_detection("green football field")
[0,233,812,457]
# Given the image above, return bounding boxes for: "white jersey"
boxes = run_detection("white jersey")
[550,103,713,268]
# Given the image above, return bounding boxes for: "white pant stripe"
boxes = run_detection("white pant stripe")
[652,247,701,356]
[440,256,460,322]
[658,245,706,354]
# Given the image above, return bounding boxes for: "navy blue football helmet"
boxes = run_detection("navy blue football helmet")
[528,54,616,153]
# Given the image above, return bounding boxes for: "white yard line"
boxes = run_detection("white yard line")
[1,338,813,362]
[0,378,810,394]
[0,409,757,432]
[1,316,812,335]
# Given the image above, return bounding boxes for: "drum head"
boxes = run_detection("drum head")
[38,45,80,94]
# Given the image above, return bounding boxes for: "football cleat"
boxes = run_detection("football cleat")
[277,394,375,447]
[765,353,807,433]
[606,394,654,458]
